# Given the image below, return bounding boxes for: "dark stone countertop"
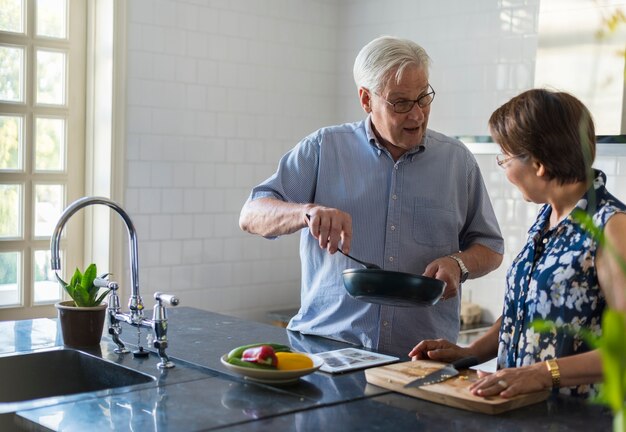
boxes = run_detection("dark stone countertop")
[1,307,614,431]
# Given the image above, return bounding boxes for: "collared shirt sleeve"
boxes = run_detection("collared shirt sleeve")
[248,134,320,204]
[459,154,505,254]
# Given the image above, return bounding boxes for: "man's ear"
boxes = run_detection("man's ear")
[359,88,371,113]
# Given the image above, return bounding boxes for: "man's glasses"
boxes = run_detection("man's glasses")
[378,84,436,113]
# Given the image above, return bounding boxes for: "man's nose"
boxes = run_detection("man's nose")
[406,103,425,121]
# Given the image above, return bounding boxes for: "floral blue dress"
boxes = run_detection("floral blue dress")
[497,170,626,397]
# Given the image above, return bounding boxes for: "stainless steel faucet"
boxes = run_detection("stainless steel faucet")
[50,196,179,369]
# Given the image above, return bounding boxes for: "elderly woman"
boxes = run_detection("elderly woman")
[409,89,626,398]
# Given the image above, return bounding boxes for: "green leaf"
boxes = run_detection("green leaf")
[597,311,626,413]
[69,268,82,290]
[94,289,111,306]
[531,319,557,334]
[55,272,68,288]
[81,263,97,290]
[531,319,601,347]
[81,263,100,306]
[57,263,109,307]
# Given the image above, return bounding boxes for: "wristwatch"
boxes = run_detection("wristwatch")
[447,254,469,283]
[546,358,561,388]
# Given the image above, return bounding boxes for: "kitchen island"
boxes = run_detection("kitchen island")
[2,307,612,431]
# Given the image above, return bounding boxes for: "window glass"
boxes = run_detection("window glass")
[35,116,65,171]
[0,0,25,34]
[0,115,23,170]
[0,251,21,307]
[36,49,66,105]
[33,249,61,304]
[0,184,21,238]
[34,183,64,237]
[0,45,24,103]
[36,0,67,39]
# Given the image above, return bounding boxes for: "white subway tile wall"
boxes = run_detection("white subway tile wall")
[465,154,626,322]
[125,0,626,326]
[127,0,339,322]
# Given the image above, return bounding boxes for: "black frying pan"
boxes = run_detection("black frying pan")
[339,250,445,307]
[304,215,445,307]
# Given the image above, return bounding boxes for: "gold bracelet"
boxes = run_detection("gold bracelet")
[546,359,560,388]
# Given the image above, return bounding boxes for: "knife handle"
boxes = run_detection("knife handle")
[451,356,479,369]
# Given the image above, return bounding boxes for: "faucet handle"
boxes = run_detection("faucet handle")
[154,292,179,307]
[151,292,178,369]
[94,277,109,288]
[152,292,179,323]
[94,273,119,291]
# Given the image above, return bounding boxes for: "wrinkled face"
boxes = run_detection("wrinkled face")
[359,65,431,159]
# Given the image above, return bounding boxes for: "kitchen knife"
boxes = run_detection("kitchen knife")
[404,356,480,388]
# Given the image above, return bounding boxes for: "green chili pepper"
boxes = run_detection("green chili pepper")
[227,343,291,360]
[226,357,277,369]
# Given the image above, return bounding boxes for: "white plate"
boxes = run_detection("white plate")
[220,353,324,384]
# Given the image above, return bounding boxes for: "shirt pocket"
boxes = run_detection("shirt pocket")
[412,199,456,247]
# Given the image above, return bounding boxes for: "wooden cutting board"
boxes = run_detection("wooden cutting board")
[365,360,550,414]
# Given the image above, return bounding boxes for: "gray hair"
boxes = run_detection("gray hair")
[353,36,431,94]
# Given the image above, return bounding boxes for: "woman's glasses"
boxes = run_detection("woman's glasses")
[496,154,524,168]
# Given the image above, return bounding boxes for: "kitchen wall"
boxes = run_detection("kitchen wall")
[124,0,338,320]
[124,0,626,325]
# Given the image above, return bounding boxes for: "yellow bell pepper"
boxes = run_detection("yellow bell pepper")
[275,352,314,370]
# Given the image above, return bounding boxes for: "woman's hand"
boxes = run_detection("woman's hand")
[469,363,552,398]
[408,339,472,362]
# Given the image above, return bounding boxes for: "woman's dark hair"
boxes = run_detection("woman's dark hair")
[488,89,595,184]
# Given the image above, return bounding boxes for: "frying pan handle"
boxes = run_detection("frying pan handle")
[451,356,480,370]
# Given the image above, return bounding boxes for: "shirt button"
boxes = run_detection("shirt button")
[390,225,396,231]
[394,165,398,170]
[389,256,394,262]
[392,194,397,200]
[383,321,389,327]
[542,238,548,244]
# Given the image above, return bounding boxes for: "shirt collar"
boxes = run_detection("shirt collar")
[364,115,426,159]
[527,169,606,238]
[573,169,606,215]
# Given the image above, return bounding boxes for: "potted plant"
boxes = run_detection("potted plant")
[55,263,111,347]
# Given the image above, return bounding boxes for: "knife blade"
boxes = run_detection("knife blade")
[404,356,479,388]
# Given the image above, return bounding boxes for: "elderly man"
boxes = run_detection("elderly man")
[240,36,503,358]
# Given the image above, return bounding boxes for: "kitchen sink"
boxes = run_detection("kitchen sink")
[0,348,155,406]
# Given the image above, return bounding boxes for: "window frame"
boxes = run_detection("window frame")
[0,0,121,320]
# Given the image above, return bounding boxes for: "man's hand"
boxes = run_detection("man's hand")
[422,256,461,301]
[304,207,353,254]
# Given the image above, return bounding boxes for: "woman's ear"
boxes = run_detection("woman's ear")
[535,161,546,177]
[359,88,371,113]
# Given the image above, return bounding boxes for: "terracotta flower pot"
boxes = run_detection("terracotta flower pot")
[55,300,107,347]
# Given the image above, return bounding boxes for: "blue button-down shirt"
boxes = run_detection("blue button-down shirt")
[249,117,503,357]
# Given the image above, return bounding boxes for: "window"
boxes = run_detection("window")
[0,0,86,319]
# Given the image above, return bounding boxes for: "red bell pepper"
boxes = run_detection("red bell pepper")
[241,345,278,367]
